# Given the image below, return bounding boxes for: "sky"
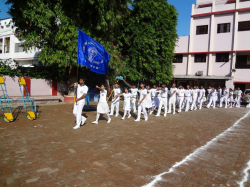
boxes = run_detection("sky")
[0,0,197,36]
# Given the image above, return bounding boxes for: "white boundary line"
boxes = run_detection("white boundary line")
[238,160,250,187]
[142,111,250,187]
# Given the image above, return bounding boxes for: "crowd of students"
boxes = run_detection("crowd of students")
[70,78,249,129]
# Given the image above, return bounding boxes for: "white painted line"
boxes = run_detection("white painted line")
[142,111,250,187]
[238,159,250,187]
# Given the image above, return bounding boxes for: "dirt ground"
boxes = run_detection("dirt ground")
[0,103,250,187]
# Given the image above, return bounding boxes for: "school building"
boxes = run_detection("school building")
[173,0,250,90]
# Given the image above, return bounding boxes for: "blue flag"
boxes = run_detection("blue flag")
[77,29,111,75]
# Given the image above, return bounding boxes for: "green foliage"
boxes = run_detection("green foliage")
[121,0,178,83]
[0,61,68,81]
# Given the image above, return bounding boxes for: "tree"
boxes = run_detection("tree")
[5,0,130,72]
[121,0,178,83]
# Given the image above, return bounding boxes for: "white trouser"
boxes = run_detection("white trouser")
[168,96,176,113]
[130,97,137,112]
[185,97,191,111]
[136,103,147,120]
[178,97,184,112]
[154,97,161,108]
[110,99,120,116]
[207,96,217,108]
[198,97,204,109]
[73,102,86,127]
[220,96,228,108]
[157,97,168,116]
[191,96,197,110]
[236,96,241,108]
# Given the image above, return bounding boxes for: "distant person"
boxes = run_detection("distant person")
[235,87,243,108]
[198,86,206,110]
[155,83,168,117]
[184,85,192,112]
[145,85,153,114]
[207,87,217,109]
[92,85,111,124]
[70,77,88,129]
[135,82,148,122]
[220,86,229,108]
[228,88,234,108]
[168,83,178,115]
[177,85,185,113]
[110,83,121,117]
[150,84,157,114]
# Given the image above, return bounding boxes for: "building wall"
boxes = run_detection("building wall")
[175,36,189,53]
[236,11,250,50]
[210,53,232,76]
[173,55,188,75]
[189,55,208,75]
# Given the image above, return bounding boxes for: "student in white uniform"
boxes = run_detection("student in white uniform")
[135,82,148,122]
[168,83,178,115]
[110,83,121,117]
[92,85,111,124]
[145,85,153,113]
[184,85,192,112]
[130,85,138,113]
[155,83,168,117]
[218,86,222,102]
[150,84,157,114]
[155,86,161,109]
[70,78,89,129]
[228,88,234,108]
[191,86,198,111]
[207,86,212,106]
[207,87,217,109]
[177,85,185,113]
[220,86,229,108]
[116,87,134,120]
[235,87,243,108]
[198,86,206,110]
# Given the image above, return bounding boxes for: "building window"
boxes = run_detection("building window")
[236,55,250,69]
[195,54,206,63]
[196,25,208,35]
[15,43,24,53]
[4,37,10,53]
[217,23,230,33]
[173,55,183,63]
[0,39,2,53]
[216,53,229,62]
[238,21,250,31]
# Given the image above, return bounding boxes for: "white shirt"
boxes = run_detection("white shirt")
[218,88,222,95]
[155,89,162,98]
[207,89,212,95]
[236,90,242,96]
[211,90,217,97]
[229,91,234,98]
[131,88,138,97]
[178,88,185,97]
[199,89,205,98]
[77,84,88,103]
[169,87,178,97]
[113,88,121,100]
[161,87,168,98]
[139,88,147,103]
[223,89,229,96]
[151,88,157,97]
[123,93,132,102]
[99,90,107,102]
[192,89,198,97]
[185,89,192,97]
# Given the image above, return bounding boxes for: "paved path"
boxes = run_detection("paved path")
[0,104,250,187]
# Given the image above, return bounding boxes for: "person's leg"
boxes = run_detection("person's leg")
[106,112,111,123]
[185,98,189,111]
[194,97,197,110]
[92,112,100,124]
[172,98,176,114]
[110,101,115,115]
[225,97,228,108]
[73,102,85,129]
[156,99,163,116]
[142,103,148,120]
[115,102,119,116]
[168,98,172,113]
[213,97,216,108]
[135,104,142,121]
[207,98,212,108]
[163,98,168,116]
[122,110,127,119]
[220,97,224,107]
[199,98,203,109]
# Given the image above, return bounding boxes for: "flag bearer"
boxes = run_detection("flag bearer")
[70,78,89,129]
[110,83,121,117]
[135,82,148,122]
[177,85,185,113]
[235,87,243,108]
[168,83,178,115]
[155,83,168,117]
[184,85,192,112]
[130,84,138,113]
[220,86,229,108]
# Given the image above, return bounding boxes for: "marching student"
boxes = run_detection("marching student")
[168,83,178,115]
[110,83,121,117]
[228,88,234,108]
[207,87,217,109]
[177,85,185,113]
[70,77,89,129]
[155,83,168,117]
[130,84,138,113]
[135,82,148,122]
[116,87,134,120]
[220,86,229,108]
[198,86,205,110]
[92,85,111,124]
[218,86,222,102]
[184,85,192,112]
[190,86,198,111]
[145,85,153,114]
[207,86,212,106]
[154,86,162,110]
[150,84,157,114]
[235,87,243,108]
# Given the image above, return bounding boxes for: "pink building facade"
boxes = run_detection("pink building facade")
[173,0,250,90]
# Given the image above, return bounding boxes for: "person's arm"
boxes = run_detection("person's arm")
[76,87,88,102]
[96,85,102,90]
[139,95,146,104]
[69,82,78,88]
